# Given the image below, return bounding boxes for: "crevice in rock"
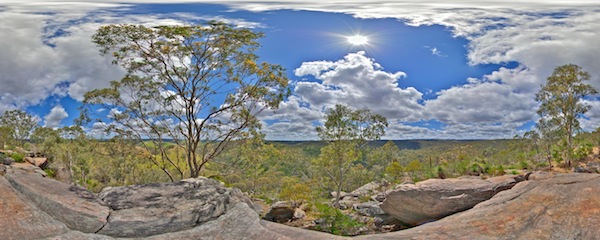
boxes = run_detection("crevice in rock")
[95,210,111,234]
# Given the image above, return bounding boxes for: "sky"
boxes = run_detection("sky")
[1,1,600,140]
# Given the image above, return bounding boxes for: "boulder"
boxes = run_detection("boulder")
[353,201,398,227]
[6,169,109,233]
[351,181,379,196]
[24,157,47,167]
[354,201,386,216]
[97,177,255,238]
[146,202,346,240]
[356,173,600,240]
[0,176,69,240]
[380,175,521,226]
[3,157,14,165]
[263,201,295,223]
[331,191,349,198]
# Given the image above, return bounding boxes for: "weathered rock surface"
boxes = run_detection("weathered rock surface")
[356,173,600,240]
[97,177,255,238]
[380,175,521,226]
[3,165,600,240]
[353,201,398,227]
[263,201,296,223]
[6,168,109,233]
[25,156,48,167]
[0,176,69,240]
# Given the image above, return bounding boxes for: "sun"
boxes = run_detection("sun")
[347,34,369,46]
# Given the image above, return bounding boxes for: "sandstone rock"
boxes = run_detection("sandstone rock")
[354,201,386,216]
[331,191,349,198]
[350,181,382,196]
[97,177,254,238]
[262,219,347,240]
[3,157,14,165]
[6,169,109,233]
[263,201,295,223]
[0,176,69,240]
[44,231,115,240]
[293,208,306,220]
[353,201,398,227]
[380,175,520,226]
[24,156,47,167]
[146,203,344,240]
[356,173,600,240]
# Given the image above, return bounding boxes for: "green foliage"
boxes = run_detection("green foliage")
[44,168,56,178]
[10,152,24,163]
[279,177,311,207]
[384,161,404,183]
[0,126,14,149]
[405,159,422,180]
[314,203,364,236]
[535,64,597,166]
[0,109,38,147]
[367,141,400,179]
[486,165,505,176]
[81,22,290,179]
[314,104,387,208]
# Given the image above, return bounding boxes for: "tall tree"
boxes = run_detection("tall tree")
[315,104,387,208]
[80,22,290,180]
[535,64,597,167]
[0,109,38,147]
[0,126,13,149]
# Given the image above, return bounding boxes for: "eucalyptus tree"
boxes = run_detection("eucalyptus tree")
[80,22,290,180]
[314,104,387,208]
[535,64,597,167]
[0,109,38,147]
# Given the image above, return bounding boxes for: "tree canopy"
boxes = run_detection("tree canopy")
[80,22,290,180]
[0,109,38,147]
[314,104,387,208]
[535,64,597,166]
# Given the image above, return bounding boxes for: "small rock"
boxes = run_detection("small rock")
[293,208,306,220]
[350,181,381,197]
[3,157,14,165]
[371,192,387,202]
[330,191,348,198]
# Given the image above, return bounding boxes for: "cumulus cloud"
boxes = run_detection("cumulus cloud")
[260,52,425,140]
[43,105,68,128]
[3,0,600,139]
[294,51,423,120]
[0,1,264,109]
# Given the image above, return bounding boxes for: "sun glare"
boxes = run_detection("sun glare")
[347,34,369,45]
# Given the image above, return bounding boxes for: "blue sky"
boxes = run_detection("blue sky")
[1,1,600,140]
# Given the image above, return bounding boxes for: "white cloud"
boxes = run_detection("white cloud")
[43,105,68,128]
[294,51,423,120]
[3,1,600,139]
[0,1,264,109]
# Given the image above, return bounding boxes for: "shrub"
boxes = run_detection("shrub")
[44,168,56,178]
[10,153,24,163]
[487,165,505,176]
[314,203,364,236]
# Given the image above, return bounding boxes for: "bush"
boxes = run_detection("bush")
[487,165,505,176]
[314,203,364,236]
[44,168,56,178]
[10,153,24,163]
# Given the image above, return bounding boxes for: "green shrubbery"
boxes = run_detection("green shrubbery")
[313,203,364,236]
[10,152,24,163]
